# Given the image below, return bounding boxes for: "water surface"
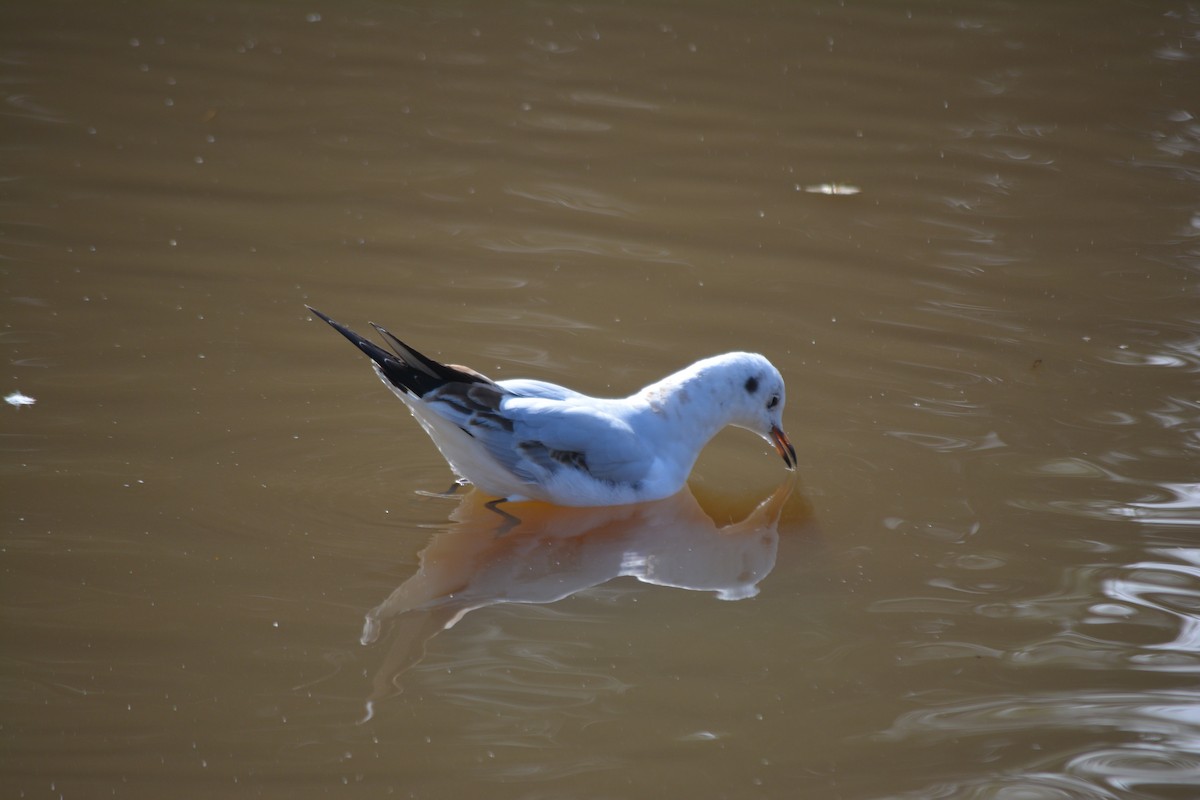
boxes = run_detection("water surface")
[3,1,1199,798]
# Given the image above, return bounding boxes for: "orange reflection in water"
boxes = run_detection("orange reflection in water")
[359,481,812,721]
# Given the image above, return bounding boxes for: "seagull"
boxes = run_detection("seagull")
[308,306,796,508]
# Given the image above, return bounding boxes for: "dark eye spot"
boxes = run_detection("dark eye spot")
[767,394,779,410]
[744,376,759,394]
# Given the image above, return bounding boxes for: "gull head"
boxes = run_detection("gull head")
[711,353,797,470]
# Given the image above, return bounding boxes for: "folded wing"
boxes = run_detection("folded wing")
[423,387,652,486]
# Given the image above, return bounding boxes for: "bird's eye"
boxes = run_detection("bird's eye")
[767,395,779,410]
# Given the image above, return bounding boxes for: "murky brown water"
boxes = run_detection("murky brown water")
[4,1,1199,797]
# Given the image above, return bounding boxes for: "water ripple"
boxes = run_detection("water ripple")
[428,630,630,716]
[1012,481,1200,529]
[566,89,660,112]
[879,688,1200,746]
[875,544,1200,676]
[1069,747,1200,794]
[1098,333,1200,372]
[476,228,688,265]
[886,430,1004,453]
[447,307,597,330]
[514,112,612,133]
[478,343,564,372]
[2,92,69,124]
[1105,552,1200,655]
[504,182,637,217]
[883,772,1122,800]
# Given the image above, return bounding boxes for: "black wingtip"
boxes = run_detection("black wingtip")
[368,321,445,381]
[306,306,399,373]
[307,306,493,397]
[306,305,332,325]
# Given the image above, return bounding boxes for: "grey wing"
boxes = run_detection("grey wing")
[425,385,651,485]
[501,398,654,485]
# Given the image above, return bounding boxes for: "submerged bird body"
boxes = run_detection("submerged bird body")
[309,307,796,507]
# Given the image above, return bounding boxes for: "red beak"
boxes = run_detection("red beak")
[770,425,797,470]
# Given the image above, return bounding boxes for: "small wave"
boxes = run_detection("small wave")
[504,182,636,217]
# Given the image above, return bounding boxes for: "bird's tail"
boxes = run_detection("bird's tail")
[307,306,489,397]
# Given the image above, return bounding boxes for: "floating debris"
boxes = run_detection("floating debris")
[5,391,36,408]
[802,182,861,196]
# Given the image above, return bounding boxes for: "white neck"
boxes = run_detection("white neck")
[632,355,752,466]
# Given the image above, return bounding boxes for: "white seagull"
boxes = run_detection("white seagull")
[308,307,796,508]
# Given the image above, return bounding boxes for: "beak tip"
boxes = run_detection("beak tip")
[770,425,798,471]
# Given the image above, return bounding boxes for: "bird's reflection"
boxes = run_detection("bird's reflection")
[359,480,807,722]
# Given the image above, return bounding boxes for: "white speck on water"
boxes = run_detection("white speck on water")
[804,182,861,195]
[5,391,35,408]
